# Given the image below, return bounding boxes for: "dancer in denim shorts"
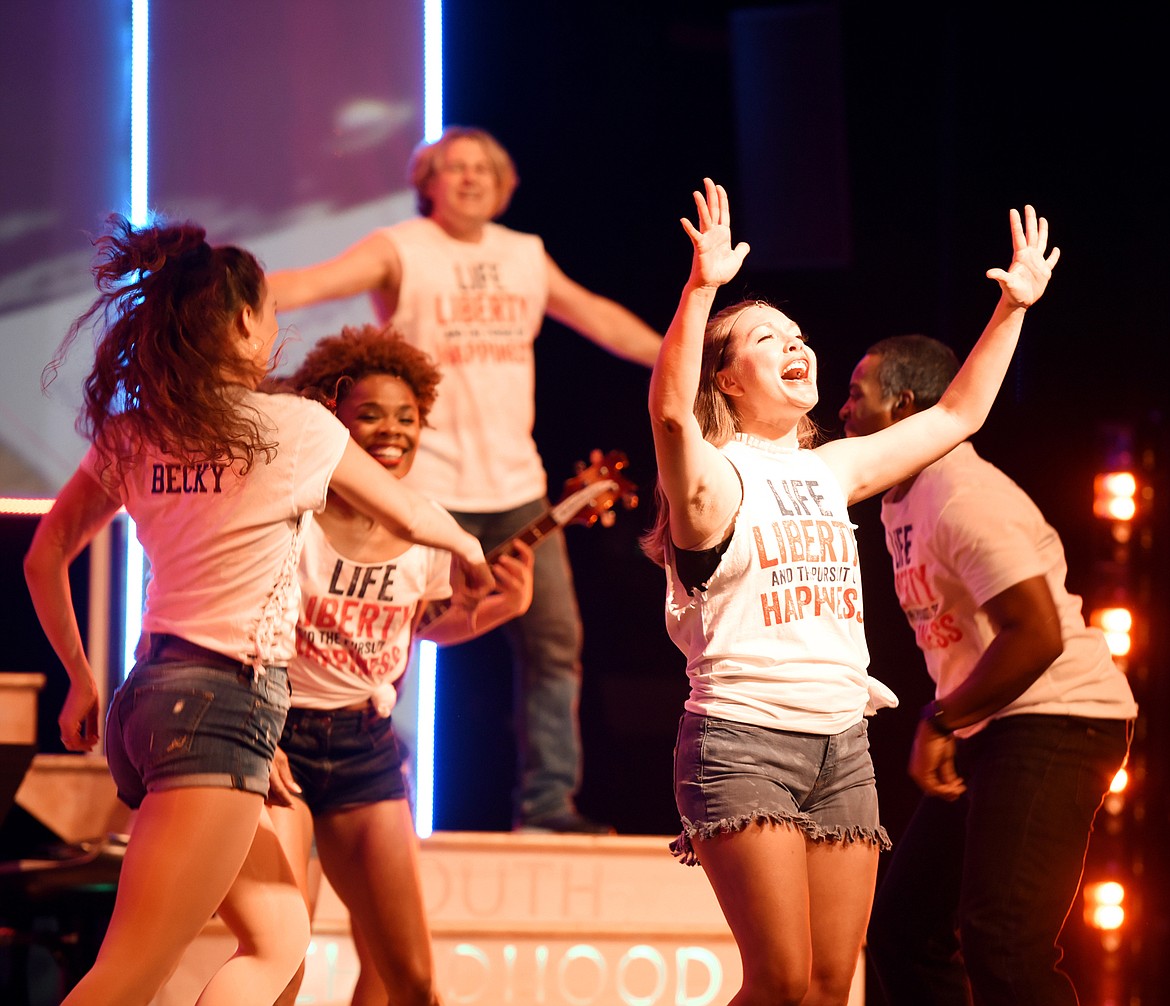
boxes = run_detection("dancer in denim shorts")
[266,325,533,1006]
[25,219,492,1006]
[642,180,1058,1004]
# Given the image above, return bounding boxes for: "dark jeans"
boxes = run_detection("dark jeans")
[868,714,1130,1006]
[450,498,584,824]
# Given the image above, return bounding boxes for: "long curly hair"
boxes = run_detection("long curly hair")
[286,323,441,422]
[641,299,820,567]
[45,214,278,476]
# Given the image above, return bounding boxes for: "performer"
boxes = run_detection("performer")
[267,324,534,1006]
[643,179,1058,1004]
[269,125,661,832]
[840,334,1136,1005]
[23,217,491,1006]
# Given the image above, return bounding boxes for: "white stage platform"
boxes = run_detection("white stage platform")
[4,742,865,1005]
[153,830,864,1006]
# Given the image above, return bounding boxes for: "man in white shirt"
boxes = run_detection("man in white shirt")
[270,127,661,832]
[840,334,1136,1005]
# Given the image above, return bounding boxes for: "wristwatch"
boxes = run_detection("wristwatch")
[920,699,954,737]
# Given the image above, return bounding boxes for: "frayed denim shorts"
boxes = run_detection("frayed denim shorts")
[672,711,890,865]
[280,704,408,816]
[105,634,290,809]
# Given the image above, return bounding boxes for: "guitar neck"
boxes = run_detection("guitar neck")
[418,510,558,630]
[486,510,559,561]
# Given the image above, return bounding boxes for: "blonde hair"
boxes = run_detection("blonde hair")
[408,126,519,219]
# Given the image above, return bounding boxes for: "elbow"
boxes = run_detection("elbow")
[1014,619,1063,678]
[1029,604,1065,669]
[944,406,983,444]
[647,392,690,435]
[1037,624,1064,669]
[23,540,46,584]
[650,412,684,436]
[650,414,690,447]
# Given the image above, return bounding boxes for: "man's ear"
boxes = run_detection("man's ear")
[892,389,917,418]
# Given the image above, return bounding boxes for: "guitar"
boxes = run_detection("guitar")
[421,450,637,626]
[486,449,638,561]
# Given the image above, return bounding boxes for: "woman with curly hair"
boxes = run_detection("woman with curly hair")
[23,217,492,1006]
[645,180,1057,1005]
[268,324,533,1006]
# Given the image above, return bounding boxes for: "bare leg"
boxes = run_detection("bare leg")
[803,838,879,1005]
[692,822,813,1006]
[61,788,266,1006]
[268,798,318,1006]
[350,918,388,1006]
[204,806,311,1006]
[315,798,439,1006]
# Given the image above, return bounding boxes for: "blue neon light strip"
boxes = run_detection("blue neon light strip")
[415,640,438,838]
[423,0,443,141]
[117,9,445,841]
[130,0,149,225]
[120,0,150,681]
[417,0,443,835]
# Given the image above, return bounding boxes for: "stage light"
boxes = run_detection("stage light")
[0,497,54,515]
[423,0,443,141]
[1084,881,1126,931]
[1094,472,1138,522]
[1091,607,1134,658]
[415,639,438,839]
[1103,764,1128,817]
[131,0,149,225]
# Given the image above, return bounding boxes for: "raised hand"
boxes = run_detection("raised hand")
[681,178,751,290]
[986,205,1060,308]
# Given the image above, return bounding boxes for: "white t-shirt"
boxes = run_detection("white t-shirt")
[378,217,549,512]
[85,390,349,666]
[665,435,885,735]
[289,517,452,717]
[881,442,1137,734]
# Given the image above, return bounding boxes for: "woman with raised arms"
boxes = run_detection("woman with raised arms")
[643,180,1057,1005]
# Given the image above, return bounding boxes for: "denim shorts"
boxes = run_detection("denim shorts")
[672,711,889,865]
[105,635,290,809]
[280,704,408,816]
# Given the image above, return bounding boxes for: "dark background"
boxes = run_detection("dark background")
[427,2,1167,1000]
[1,1,1163,1001]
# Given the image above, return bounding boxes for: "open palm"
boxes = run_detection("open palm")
[681,177,750,289]
[986,204,1060,308]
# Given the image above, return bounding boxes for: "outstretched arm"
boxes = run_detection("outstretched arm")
[545,257,663,367]
[818,205,1060,504]
[267,231,403,314]
[24,468,123,751]
[328,441,494,602]
[649,178,751,550]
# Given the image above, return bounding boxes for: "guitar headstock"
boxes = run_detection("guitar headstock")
[560,450,638,529]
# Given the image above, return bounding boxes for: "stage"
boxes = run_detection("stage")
[152,829,864,1006]
[4,680,864,1006]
